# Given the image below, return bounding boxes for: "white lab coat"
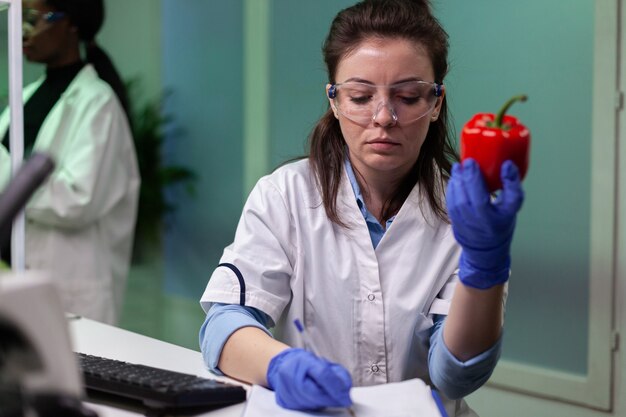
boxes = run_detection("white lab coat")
[0,64,140,325]
[201,159,477,416]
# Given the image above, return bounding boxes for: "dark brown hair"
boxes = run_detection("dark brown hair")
[308,0,458,225]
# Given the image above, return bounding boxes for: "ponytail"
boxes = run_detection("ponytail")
[85,42,131,124]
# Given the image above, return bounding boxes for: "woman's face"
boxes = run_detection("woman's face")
[328,37,444,183]
[22,0,78,67]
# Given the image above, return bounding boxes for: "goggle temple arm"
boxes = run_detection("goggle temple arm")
[434,83,443,97]
[327,84,337,99]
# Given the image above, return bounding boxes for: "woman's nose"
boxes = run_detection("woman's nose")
[23,23,35,39]
[372,102,398,127]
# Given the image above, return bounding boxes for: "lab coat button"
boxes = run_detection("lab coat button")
[367,294,375,301]
[371,364,380,373]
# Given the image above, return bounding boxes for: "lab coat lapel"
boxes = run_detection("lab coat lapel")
[336,164,378,257]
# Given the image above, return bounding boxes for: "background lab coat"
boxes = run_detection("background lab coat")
[0,64,140,324]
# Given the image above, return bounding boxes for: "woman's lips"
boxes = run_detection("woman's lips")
[367,139,399,151]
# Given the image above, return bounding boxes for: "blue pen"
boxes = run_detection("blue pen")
[293,319,356,417]
[293,318,321,356]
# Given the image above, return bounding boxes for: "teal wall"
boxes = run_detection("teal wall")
[161,0,245,297]
[437,0,593,374]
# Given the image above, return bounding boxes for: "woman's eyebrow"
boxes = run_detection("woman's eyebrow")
[339,76,427,85]
[341,77,374,84]
[392,77,427,84]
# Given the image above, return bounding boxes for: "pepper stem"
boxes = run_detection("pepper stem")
[494,94,528,128]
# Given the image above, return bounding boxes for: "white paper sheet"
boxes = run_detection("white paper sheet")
[241,378,443,417]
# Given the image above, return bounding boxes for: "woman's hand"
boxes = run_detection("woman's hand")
[266,348,352,410]
[446,159,524,289]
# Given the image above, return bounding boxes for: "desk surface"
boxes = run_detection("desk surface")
[69,317,248,417]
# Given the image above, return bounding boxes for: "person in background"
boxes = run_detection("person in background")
[199,0,523,416]
[0,0,140,325]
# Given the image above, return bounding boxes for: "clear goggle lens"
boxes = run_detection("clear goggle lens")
[329,81,443,126]
[22,9,65,37]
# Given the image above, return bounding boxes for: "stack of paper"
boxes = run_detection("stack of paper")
[241,378,445,417]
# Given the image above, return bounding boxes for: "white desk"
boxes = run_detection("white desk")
[69,317,249,417]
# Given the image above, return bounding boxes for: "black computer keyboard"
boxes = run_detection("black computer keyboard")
[75,352,247,410]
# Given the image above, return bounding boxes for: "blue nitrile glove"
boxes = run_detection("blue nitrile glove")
[266,348,353,411]
[446,159,524,289]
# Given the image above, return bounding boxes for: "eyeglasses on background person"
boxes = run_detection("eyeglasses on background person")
[22,8,66,37]
[328,80,444,127]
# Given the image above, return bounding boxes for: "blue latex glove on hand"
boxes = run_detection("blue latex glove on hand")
[266,348,353,411]
[446,159,524,289]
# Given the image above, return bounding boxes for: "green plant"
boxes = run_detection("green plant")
[127,79,196,261]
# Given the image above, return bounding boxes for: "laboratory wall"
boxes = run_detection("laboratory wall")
[160,0,245,298]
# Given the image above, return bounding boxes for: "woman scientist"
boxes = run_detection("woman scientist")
[199,0,523,416]
[0,0,140,325]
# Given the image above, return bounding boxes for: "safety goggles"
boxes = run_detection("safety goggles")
[328,80,443,126]
[22,8,66,37]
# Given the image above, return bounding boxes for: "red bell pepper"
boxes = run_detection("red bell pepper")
[460,95,530,192]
